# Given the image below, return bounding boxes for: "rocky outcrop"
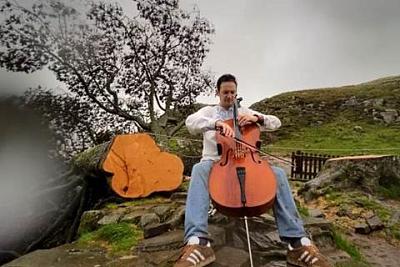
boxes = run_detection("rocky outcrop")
[299,154,400,248]
[300,155,400,201]
[5,191,352,267]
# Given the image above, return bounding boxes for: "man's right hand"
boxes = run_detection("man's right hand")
[215,120,234,137]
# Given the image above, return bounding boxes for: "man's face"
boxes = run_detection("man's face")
[217,81,237,109]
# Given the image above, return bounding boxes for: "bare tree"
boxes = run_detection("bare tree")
[0,0,215,138]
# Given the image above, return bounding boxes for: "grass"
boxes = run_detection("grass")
[352,195,391,221]
[269,120,400,156]
[393,228,400,240]
[105,203,119,209]
[324,190,400,245]
[249,77,400,157]
[78,223,143,254]
[105,195,169,209]
[325,191,392,221]
[332,228,370,266]
[377,185,400,200]
[178,180,190,192]
[387,224,400,241]
[296,202,310,218]
[324,190,400,243]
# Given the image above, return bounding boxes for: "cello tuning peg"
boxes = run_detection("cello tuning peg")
[236,97,243,108]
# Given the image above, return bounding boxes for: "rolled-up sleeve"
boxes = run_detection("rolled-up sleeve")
[262,115,281,130]
[185,106,219,135]
[241,106,281,131]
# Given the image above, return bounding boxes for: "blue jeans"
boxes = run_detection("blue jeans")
[184,160,306,242]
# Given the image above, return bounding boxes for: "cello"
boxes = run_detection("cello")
[208,97,277,266]
[209,97,277,216]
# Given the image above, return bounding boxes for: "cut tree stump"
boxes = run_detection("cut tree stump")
[101,133,184,198]
[300,155,400,201]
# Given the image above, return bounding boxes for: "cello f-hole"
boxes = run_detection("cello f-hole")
[217,144,222,156]
[220,148,232,166]
[249,148,261,164]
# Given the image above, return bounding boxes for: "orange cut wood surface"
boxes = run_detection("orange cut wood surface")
[102,133,184,198]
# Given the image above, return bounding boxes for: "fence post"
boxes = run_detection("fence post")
[290,151,337,181]
[291,151,295,179]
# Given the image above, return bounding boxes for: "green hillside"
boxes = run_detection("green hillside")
[250,76,400,155]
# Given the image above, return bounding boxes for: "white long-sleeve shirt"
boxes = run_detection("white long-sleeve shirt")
[185,105,281,161]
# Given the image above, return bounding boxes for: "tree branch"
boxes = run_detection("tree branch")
[168,119,186,136]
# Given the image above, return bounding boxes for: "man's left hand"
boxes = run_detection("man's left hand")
[238,114,258,126]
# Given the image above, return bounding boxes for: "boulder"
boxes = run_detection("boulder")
[301,155,400,201]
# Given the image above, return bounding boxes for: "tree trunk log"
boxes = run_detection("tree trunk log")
[73,133,184,198]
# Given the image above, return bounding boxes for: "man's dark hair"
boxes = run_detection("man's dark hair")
[216,74,237,91]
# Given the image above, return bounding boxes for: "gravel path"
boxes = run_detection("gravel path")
[347,232,400,267]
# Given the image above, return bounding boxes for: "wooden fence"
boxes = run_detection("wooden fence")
[290,151,336,181]
[182,150,337,181]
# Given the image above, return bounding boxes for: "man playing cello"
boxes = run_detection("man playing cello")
[174,74,332,267]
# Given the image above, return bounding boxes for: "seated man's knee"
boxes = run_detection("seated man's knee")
[191,163,202,177]
[191,161,211,180]
[271,166,287,183]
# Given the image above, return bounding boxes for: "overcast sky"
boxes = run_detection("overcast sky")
[1,0,400,106]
